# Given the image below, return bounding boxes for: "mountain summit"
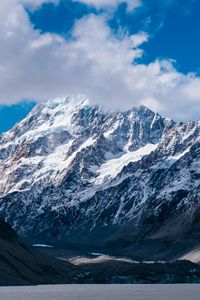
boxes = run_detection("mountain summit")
[1,96,200,260]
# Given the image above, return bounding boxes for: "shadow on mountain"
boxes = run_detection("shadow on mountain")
[2,219,200,285]
[0,220,76,286]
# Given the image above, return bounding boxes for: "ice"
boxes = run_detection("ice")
[94,143,158,185]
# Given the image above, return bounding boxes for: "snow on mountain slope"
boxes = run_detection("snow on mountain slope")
[93,143,158,185]
[0,96,170,196]
[1,95,200,260]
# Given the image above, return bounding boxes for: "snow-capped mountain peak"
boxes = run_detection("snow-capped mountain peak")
[1,95,200,260]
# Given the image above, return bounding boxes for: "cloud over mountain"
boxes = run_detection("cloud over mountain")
[0,0,200,120]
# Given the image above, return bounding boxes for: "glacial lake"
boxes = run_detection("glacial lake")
[0,284,200,300]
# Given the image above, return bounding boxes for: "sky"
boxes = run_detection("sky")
[0,0,200,133]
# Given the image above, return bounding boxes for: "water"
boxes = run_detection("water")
[0,284,200,300]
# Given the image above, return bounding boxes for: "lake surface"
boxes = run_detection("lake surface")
[0,284,200,300]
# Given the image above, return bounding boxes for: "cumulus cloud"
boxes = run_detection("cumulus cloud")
[0,0,200,120]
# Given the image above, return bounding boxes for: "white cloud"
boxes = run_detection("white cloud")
[20,0,59,8]
[72,0,142,12]
[0,0,200,121]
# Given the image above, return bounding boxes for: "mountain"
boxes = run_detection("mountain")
[2,219,200,285]
[1,95,200,261]
[0,219,78,285]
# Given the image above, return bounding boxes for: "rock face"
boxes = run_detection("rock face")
[0,219,76,286]
[1,95,200,259]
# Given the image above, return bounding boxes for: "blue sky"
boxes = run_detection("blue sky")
[0,101,36,133]
[0,0,200,133]
[29,0,200,74]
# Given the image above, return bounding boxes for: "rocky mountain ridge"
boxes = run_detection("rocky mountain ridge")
[1,95,200,260]
[0,219,77,285]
